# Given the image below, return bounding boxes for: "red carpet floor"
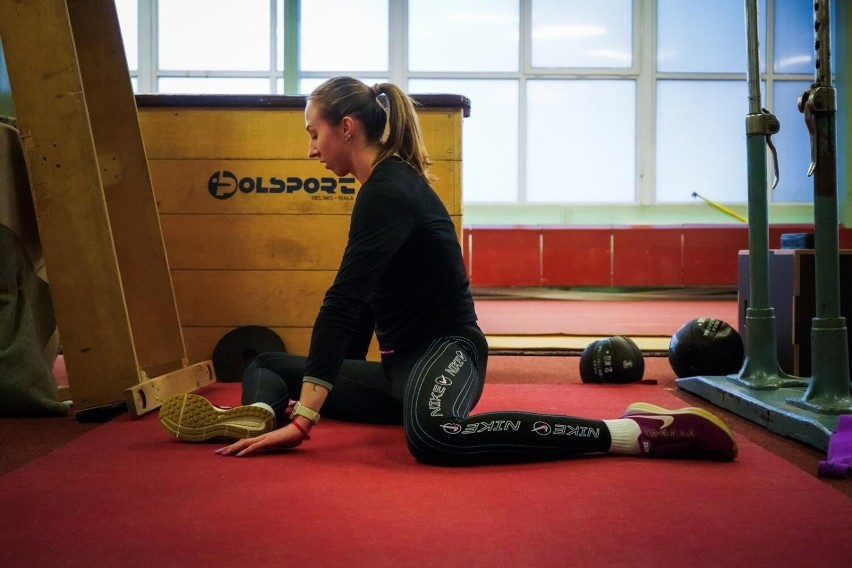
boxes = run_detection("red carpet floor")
[475,298,739,337]
[1,382,850,568]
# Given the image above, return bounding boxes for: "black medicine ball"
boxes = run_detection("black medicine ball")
[579,335,645,384]
[668,318,744,378]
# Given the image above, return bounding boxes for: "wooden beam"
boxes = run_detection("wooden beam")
[0,0,141,410]
[67,0,187,376]
[124,361,217,418]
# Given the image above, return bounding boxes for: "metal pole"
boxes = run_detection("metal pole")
[676,0,846,451]
[729,0,807,389]
[789,0,852,412]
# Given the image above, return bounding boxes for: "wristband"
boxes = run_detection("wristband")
[291,420,311,441]
[290,401,321,424]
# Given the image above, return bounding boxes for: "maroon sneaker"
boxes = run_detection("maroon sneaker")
[621,402,738,461]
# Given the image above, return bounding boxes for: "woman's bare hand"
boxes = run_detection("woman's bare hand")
[214,423,306,457]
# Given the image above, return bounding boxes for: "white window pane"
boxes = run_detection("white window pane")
[300,77,388,96]
[409,0,519,72]
[300,78,327,95]
[531,0,632,68]
[772,81,813,203]
[410,79,519,203]
[527,80,635,203]
[658,0,766,73]
[158,77,272,94]
[774,0,814,74]
[276,0,285,72]
[159,0,270,71]
[115,0,137,71]
[656,81,747,203]
[774,0,836,74]
[301,0,388,72]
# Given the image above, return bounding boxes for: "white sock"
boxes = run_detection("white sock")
[604,418,642,455]
[249,402,275,415]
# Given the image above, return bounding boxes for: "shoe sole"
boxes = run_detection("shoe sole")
[159,394,274,442]
[624,402,737,460]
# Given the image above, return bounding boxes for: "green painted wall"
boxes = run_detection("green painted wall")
[461,203,813,227]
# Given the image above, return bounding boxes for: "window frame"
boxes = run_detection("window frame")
[125,0,834,225]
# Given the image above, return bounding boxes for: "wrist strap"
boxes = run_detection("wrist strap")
[291,420,311,441]
[290,401,321,424]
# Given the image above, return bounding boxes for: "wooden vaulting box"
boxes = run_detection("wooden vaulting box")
[136,94,470,365]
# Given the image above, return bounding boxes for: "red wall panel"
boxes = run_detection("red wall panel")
[463,225,852,288]
[682,225,749,285]
[612,226,682,286]
[541,227,611,287]
[469,227,540,286]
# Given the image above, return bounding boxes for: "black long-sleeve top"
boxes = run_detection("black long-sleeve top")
[304,157,477,390]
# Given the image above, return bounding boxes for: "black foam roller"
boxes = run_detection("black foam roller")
[212,326,286,382]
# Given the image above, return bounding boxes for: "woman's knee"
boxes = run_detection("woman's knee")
[243,352,305,383]
[404,416,465,466]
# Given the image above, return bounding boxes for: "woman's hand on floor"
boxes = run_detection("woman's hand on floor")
[214,423,307,457]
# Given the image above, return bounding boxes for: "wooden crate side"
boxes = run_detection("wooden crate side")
[421,109,462,161]
[139,108,461,160]
[149,159,460,215]
[161,214,350,270]
[171,270,334,327]
[162,212,463,271]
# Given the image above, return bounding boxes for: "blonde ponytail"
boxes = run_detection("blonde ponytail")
[372,83,432,179]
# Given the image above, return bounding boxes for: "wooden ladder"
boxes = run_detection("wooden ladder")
[0,0,215,418]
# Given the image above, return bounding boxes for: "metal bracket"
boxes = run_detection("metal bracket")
[798,85,837,177]
[806,86,837,113]
[745,109,781,189]
[745,110,780,135]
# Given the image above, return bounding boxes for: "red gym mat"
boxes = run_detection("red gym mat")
[1,381,849,568]
[475,298,739,337]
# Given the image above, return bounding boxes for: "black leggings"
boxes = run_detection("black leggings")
[241,324,611,465]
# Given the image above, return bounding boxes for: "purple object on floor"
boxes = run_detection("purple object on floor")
[818,414,852,479]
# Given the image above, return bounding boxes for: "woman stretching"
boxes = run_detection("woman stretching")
[159,77,737,465]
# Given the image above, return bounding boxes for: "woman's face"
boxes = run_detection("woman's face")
[305,100,351,177]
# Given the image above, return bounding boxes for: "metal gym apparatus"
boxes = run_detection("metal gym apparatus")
[677,0,852,450]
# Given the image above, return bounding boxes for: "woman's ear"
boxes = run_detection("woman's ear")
[341,116,355,138]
